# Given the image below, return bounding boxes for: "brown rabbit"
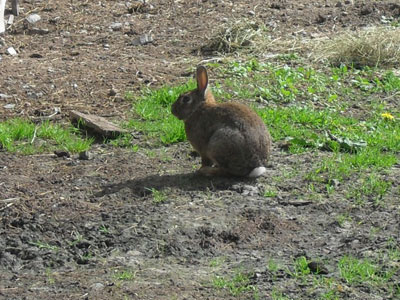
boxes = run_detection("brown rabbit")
[171,65,271,177]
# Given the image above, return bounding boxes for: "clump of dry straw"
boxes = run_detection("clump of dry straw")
[316,27,400,68]
[199,20,266,55]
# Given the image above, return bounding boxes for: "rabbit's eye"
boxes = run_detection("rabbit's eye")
[182,96,191,104]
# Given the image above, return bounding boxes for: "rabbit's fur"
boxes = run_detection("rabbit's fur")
[172,66,271,177]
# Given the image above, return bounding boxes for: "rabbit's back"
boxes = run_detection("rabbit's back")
[185,102,271,176]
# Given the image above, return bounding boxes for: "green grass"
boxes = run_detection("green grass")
[212,270,257,297]
[287,256,310,279]
[126,80,196,145]
[338,255,397,285]
[30,241,59,252]
[345,173,393,206]
[113,269,136,281]
[0,119,93,154]
[146,187,168,204]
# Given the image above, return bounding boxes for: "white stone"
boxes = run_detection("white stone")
[26,14,41,24]
[7,47,17,56]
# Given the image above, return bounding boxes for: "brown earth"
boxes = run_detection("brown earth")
[0,1,400,299]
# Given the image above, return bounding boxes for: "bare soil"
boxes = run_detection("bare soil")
[1,1,400,299]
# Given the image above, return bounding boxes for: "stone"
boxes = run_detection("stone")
[26,14,41,24]
[90,283,105,291]
[7,47,17,56]
[79,151,92,160]
[110,22,123,31]
[70,110,127,138]
[131,34,153,46]
[3,104,15,109]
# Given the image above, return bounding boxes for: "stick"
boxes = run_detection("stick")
[31,126,38,144]
[0,0,6,34]
[12,0,19,16]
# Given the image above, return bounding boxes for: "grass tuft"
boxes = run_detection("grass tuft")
[316,27,400,68]
[199,20,267,54]
[0,119,93,154]
[127,81,196,145]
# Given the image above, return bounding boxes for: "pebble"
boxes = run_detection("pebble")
[7,47,17,56]
[3,104,15,109]
[308,261,329,274]
[110,22,123,31]
[54,150,70,158]
[26,14,41,24]
[90,283,105,291]
[108,88,117,97]
[231,184,259,196]
[79,151,93,160]
[0,93,11,99]
[131,34,153,46]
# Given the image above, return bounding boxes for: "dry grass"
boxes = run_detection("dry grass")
[315,27,400,68]
[199,20,267,55]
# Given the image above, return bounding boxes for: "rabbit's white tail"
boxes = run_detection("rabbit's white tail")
[248,166,266,178]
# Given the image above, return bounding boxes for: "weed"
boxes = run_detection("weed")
[338,255,395,285]
[345,173,392,206]
[263,189,278,198]
[271,289,291,300]
[336,213,352,227]
[288,256,311,279]
[113,269,136,281]
[30,241,58,252]
[45,268,55,284]
[209,257,226,268]
[127,81,195,145]
[0,119,93,154]
[99,225,110,234]
[212,270,257,297]
[68,231,84,247]
[147,188,167,204]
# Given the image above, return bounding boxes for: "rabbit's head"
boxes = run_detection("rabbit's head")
[171,66,215,121]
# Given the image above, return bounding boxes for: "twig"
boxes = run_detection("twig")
[0,203,14,211]
[31,126,38,144]
[0,197,20,202]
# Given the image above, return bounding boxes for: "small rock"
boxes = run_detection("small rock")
[335,1,342,7]
[0,93,11,99]
[90,283,105,291]
[79,151,92,160]
[360,7,372,16]
[3,104,15,109]
[54,150,70,158]
[108,88,117,97]
[131,34,153,46]
[30,28,50,35]
[315,14,326,24]
[308,261,329,274]
[7,47,17,56]
[248,10,255,16]
[232,184,259,196]
[30,53,43,58]
[110,22,123,31]
[26,14,41,24]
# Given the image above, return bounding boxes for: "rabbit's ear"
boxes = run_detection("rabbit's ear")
[196,66,208,95]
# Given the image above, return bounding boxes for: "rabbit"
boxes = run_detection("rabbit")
[171,65,271,177]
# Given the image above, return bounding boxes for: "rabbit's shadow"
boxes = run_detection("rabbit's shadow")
[95,172,253,198]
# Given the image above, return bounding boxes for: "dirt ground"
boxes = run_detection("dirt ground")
[1,1,400,299]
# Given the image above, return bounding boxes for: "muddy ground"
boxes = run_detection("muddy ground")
[0,1,400,299]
